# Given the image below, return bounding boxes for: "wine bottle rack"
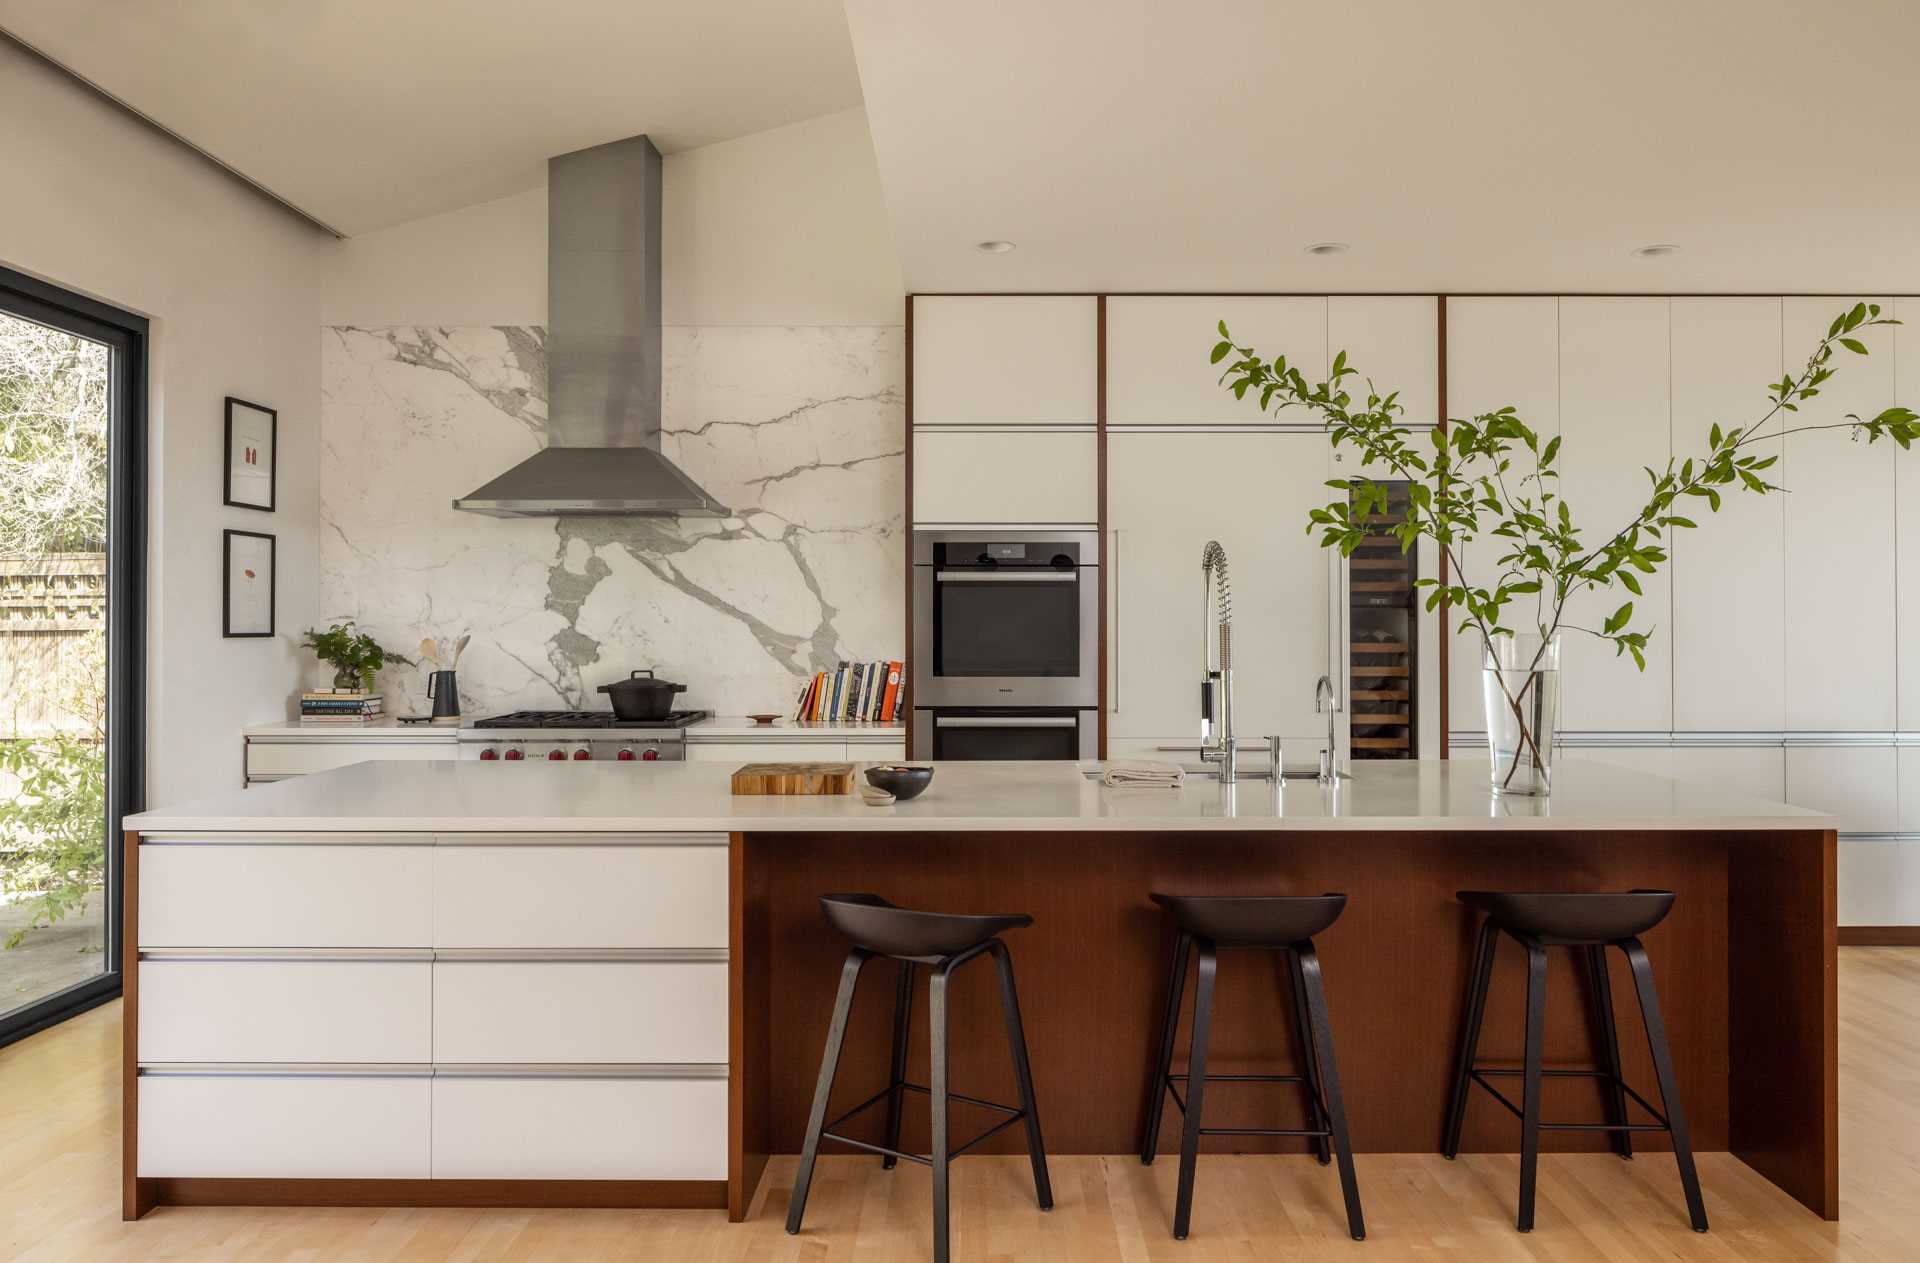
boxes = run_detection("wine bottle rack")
[1348,480,1418,759]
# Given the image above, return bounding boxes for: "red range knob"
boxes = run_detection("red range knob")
[616,748,637,761]
[641,748,660,761]
[572,748,592,760]
[479,748,498,760]
[503,748,524,761]
[547,749,566,761]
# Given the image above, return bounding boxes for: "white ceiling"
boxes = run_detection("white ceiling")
[846,0,1920,293]
[0,0,864,235]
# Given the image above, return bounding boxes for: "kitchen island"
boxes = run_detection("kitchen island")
[120,758,1837,1224]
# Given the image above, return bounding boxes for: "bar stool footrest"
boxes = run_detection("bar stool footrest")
[1468,1066,1672,1131]
[817,1078,1029,1168]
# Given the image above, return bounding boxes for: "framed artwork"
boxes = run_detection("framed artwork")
[223,396,277,511]
[222,529,275,637]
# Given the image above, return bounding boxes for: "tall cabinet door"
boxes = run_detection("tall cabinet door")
[1896,299,1920,733]
[1108,431,1332,753]
[1670,297,1785,732]
[1557,298,1672,732]
[1782,297,1895,732]
[1444,298,1561,734]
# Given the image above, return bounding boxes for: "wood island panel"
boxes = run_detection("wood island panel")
[729,825,1836,1220]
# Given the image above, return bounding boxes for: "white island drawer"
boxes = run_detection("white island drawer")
[139,1072,431,1177]
[432,1074,727,1179]
[433,960,727,1063]
[433,841,727,948]
[139,842,432,947]
[138,958,432,1063]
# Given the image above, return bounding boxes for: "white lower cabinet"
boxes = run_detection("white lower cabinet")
[138,1073,431,1178]
[687,739,848,762]
[431,1074,728,1179]
[433,841,727,949]
[244,738,455,779]
[1784,745,1899,835]
[432,961,728,1064]
[139,841,433,948]
[1839,837,1920,926]
[138,958,432,1064]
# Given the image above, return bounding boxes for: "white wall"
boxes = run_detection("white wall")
[0,40,330,806]
[321,107,901,328]
[315,108,906,720]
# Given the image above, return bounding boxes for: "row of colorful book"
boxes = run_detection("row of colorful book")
[795,661,902,723]
[300,689,383,724]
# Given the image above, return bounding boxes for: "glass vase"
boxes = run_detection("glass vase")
[1482,632,1560,797]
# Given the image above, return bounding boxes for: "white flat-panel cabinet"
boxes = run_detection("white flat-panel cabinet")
[139,1074,431,1178]
[138,959,432,1064]
[911,296,1097,425]
[432,1075,728,1179]
[1326,297,1441,426]
[432,841,728,949]
[1108,430,1331,750]
[433,961,729,1064]
[1556,298,1671,732]
[1839,838,1920,926]
[1573,746,1784,802]
[1107,297,1326,425]
[1896,300,1920,730]
[912,430,1098,525]
[1444,298,1561,733]
[1784,745,1897,834]
[139,842,432,948]
[1670,298,1786,732]
[686,739,847,763]
[1782,298,1895,732]
[244,738,454,780]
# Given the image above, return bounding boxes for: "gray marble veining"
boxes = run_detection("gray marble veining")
[320,324,904,718]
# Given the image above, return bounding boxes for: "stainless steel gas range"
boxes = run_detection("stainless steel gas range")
[455,709,711,763]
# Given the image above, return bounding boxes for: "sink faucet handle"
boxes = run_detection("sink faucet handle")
[1315,673,1337,713]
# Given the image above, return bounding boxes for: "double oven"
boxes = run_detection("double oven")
[911,530,1098,760]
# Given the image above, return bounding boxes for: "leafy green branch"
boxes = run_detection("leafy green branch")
[1211,303,1919,779]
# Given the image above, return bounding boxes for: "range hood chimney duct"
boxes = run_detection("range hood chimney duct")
[453,134,727,517]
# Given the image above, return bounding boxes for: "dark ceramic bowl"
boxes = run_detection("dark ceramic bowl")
[865,764,933,801]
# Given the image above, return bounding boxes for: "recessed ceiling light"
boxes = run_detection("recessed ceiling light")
[975,240,1016,254]
[1305,242,1350,256]
[1633,243,1681,258]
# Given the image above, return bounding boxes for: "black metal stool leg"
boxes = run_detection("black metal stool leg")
[1584,944,1633,1160]
[1444,918,1500,1159]
[1171,939,1217,1241]
[1622,936,1709,1233]
[929,959,954,1263]
[787,948,870,1235]
[1517,939,1548,1232]
[881,960,915,1170]
[990,940,1054,1210]
[1140,931,1190,1165]
[1286,946,1332,1165]
[1295,938,1365,1241]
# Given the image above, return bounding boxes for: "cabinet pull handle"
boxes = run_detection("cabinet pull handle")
[1112,528,1120,714]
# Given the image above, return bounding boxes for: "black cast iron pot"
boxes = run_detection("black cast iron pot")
[596,669,688,721]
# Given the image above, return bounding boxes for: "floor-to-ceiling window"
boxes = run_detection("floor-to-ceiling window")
[0,267,143,1045]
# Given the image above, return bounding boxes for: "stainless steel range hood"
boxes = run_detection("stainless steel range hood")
[454,135,727,517]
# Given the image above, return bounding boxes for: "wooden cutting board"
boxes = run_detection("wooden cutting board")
[731,762,856,796]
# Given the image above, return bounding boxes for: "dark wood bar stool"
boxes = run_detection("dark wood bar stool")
[786,893,1052,1263]
[1139,893,1364,1242]
[1443,889,1708,1233]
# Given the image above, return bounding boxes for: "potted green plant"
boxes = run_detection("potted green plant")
[1212,303,1920,795]
[298,620,412,693]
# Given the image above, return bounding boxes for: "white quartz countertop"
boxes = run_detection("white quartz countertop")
[243,717,903,740]
[129,757,1832,835]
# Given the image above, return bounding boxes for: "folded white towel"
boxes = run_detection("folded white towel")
[1101,759,1186,789]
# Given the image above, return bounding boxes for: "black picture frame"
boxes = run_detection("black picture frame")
[222,395,277,511]
[222,529,276,637]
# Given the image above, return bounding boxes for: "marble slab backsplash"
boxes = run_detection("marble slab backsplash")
[318,324,904,720]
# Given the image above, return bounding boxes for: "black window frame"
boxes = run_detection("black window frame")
[0,265,146,1048]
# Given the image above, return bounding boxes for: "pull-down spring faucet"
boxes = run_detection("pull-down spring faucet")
[1200,541,1236,783]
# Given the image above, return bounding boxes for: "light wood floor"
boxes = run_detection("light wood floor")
[3,949,1916,1262]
